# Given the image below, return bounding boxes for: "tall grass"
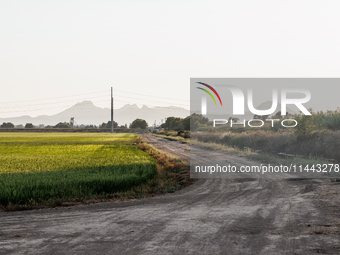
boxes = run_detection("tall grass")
[192,130,340,161]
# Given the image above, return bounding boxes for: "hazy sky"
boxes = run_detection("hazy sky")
[1,0,340,117]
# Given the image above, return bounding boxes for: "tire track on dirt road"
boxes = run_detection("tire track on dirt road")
[0,135,339,254]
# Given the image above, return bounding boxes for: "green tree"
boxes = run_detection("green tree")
[163,117,176,129]
[99,121,118,129]
[25,123,34,129]
[294,113,316,141]
[130,119,148,129]
[54,122,70,128]
[170,117,182,130]
[181,116,190,130]
[0,122,14,128]
[162,117,184,130]
[190,113,209,131]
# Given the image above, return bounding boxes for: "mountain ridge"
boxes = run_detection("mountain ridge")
[0,101,190,126]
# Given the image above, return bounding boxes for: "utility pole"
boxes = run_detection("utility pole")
[111,87,114,133]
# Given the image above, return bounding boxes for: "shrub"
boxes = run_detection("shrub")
[192,130,340,161]
[25,123,34,129]
[294,115,317,142]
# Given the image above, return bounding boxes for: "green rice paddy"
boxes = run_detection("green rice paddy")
[0,133,157,206]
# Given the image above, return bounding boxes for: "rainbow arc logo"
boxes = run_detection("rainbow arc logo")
[196,82,223,106]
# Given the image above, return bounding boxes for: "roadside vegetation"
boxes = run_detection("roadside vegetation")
[191,110,340,162]
[155,110,340,180]
[191,130,340,162]
[135,136,193,193]
[0,118,148,130]
[0,133,191,211]
[153,130,190,144]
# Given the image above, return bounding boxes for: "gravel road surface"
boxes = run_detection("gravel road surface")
[1,135,339,254]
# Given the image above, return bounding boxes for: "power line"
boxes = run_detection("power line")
[115,89,190,102]
[0,90,108,105]
[0,96,190,112]
[113,95,189,107]
[0,98,190,114]
[0,88,194,115]
[0,89,190,105]
[0,95,109,109]
[0,92,191,110]
[0,100,110,114]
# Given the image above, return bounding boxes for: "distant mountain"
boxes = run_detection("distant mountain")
[114,104,189,126]
[0,101,190,126]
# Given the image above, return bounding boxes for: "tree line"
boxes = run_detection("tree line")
[158,114,208,131]
[1,114,211,130]
[0,118,150,129]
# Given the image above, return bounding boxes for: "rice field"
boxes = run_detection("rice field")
[0,133,157,206]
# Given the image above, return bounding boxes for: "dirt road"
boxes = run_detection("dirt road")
[1,135,339,254]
